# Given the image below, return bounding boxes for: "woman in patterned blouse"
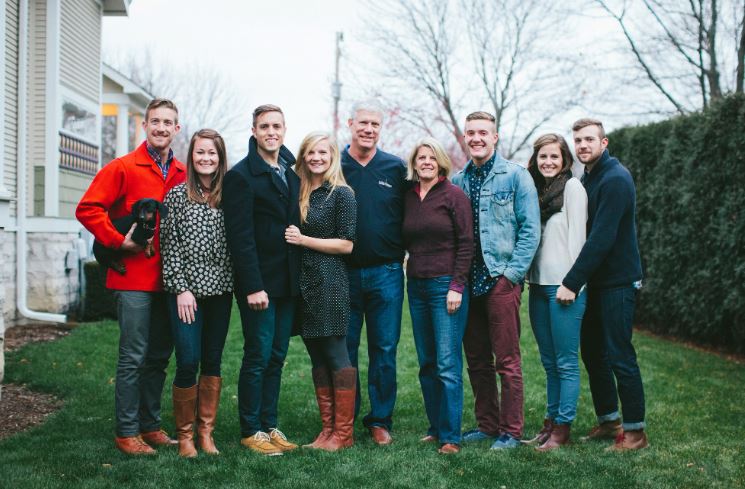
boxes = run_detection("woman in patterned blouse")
[284,132,357,451]
[160,129,233,458]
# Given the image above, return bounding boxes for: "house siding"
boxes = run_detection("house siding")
[4,0,19,217]
[59,0,100,103]
[27,0,46,216]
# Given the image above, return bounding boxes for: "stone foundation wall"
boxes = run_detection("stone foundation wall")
[1,230,81,326]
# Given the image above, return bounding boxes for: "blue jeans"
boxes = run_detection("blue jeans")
[236,296,296,437]
[113,291,172,437]
[408,276,469,444]
[167,293,232,388]
[581,286,646,431]
[347,262,404,430]
[528,285,586,425]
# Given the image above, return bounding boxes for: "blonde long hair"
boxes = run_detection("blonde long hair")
[295,132,350,223]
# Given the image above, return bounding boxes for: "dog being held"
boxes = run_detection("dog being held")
[93,198,168,275]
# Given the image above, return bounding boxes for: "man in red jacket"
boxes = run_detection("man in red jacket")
[77,99,186,455]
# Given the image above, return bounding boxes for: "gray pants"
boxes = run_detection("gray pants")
[114,291,172,437]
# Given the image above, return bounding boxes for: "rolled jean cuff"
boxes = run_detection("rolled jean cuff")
[622,421,645,431]
[596,411,621,424]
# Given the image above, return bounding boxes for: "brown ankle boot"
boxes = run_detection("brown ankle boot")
[317,367,356,452]
[196,376,222,455]
[173,385,198,458]
[607,429,649,451]
[526,418,553,445]
[536,423,570,451]
[304,367,334,449]
[581,419,622,441]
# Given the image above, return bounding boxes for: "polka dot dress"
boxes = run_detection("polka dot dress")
[299,183,357,338]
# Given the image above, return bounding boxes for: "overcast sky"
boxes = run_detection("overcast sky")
[102,0,667,163]
[103,0,364,156]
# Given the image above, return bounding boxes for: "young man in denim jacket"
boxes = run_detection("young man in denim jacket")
[452,111,540,450]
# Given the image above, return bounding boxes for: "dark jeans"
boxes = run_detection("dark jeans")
[463,276,524,438]
[113,291,173,437]
[167,293,232,388]
[347,262,404,430]
[408,276,469,445]
[581,285,646,431]
[237,296,296,437]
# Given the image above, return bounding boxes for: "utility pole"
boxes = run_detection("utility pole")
[332,31,343,141]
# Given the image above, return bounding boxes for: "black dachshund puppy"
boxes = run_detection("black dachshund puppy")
[93,198,168,275]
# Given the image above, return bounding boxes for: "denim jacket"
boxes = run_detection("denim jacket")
[452,153,540,285]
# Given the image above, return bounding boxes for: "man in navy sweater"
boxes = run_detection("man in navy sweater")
[342,101,407,445]
[557,118,647,450]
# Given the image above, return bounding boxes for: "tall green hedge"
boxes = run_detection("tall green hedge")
[607,94,745,352]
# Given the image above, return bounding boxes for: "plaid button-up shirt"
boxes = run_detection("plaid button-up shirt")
[146,143,174,180]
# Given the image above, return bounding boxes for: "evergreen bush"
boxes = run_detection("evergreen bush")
[608,94,745,352]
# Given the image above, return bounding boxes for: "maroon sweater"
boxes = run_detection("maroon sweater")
[402,177,474,293]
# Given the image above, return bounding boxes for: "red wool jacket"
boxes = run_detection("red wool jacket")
[76,142,185,291]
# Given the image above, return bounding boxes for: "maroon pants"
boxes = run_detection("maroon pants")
[463,276,524,438]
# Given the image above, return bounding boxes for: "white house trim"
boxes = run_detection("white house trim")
[0,0,12,212]
[43,0,61,217]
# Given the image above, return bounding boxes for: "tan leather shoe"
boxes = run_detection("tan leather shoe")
[115,435,156,455]
[607,429,649,451]
[241,431,283,456]
[524,418,553,445]
[369,426,393,446]
[269,428,298,452]
[141,429,178,447]
[438,443,460,454]
[581,419,622,441]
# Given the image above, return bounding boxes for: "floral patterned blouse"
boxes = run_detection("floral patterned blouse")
[160,183,233,298]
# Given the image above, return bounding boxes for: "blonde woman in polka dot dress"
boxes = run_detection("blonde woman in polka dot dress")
[161,129,233,457]
[285,132,357,451]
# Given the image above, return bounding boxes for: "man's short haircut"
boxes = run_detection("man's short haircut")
[572,118,606,139]
[349,100,385,122]
[252,104,284,127]
[145,98,179,124]
[465,111,496,123]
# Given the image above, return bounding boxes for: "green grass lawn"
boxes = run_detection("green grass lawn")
[1,295,744,489]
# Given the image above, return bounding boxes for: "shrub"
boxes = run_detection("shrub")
[608,94,745,352]
[80,260,116,321]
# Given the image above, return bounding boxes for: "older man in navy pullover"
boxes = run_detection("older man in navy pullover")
[556,118,647,451]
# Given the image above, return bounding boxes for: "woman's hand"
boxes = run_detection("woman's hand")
[177,291,197,324]
[285,225,305,246]
[446,290,462,314]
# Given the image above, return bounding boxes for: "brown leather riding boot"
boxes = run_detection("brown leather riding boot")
[317,367,356,452]
[172,385,198,458]
[196,376,222,455]
[536,423,570,451]
[304,367,334,449]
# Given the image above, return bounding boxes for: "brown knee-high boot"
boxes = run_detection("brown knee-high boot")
[197,376,222,455]
[317,367,356,452]
[304,367,334,449]
[173,385,198,458]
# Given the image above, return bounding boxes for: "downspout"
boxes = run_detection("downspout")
[15,0,66,324]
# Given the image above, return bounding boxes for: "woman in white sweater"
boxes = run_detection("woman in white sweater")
[526,133,588,451]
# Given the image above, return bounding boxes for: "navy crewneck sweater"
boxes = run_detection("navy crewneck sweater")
[562,150,642,292]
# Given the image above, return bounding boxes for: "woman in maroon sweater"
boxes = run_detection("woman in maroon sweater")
[402,137,474,454]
